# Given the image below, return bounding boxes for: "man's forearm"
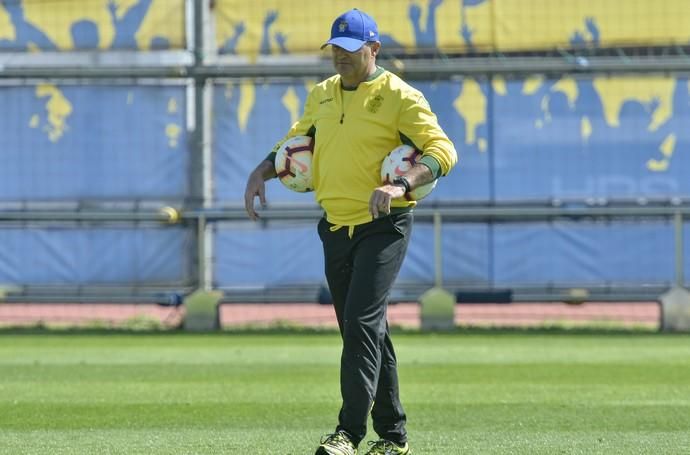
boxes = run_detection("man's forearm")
[402,163,435,191]
[253,159,277,181]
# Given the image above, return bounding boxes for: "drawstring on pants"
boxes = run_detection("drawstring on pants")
[329,224,355,239]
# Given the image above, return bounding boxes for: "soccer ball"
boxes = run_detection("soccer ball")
[274,135,314,192]
[380,144,437,200]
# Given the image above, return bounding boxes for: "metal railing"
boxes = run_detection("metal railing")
[199,204,688,303]
[0,204,686,304]
[4,53,690,80]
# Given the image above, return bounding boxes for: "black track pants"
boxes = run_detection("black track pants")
[317,211,412,446]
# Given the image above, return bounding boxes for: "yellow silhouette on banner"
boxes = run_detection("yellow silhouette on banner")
[0,5,13,41]
[593,77,674,132]
[551,78,578,110]
[1,0,184,50]
[522,76,545,96]
[453,78,486,152]
[32,84,73,142]
[238,81,256,133]
[647,133,676,172]
[581,116,592,143]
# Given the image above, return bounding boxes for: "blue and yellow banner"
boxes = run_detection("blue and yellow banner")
[0,0,185,50]
[214,0,690,56]
[3,1,687,54]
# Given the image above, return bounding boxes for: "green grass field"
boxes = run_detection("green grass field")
[1,331,689,454]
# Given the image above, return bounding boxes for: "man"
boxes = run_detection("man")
[244,8,457,455]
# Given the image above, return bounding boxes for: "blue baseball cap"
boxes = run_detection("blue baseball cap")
[321,9,380,52]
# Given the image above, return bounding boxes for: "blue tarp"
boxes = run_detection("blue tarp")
[212,220,688,289]
[0,84,188,201]
[213,220,323,287]
[492,221,677,286]
[0,226,190,284]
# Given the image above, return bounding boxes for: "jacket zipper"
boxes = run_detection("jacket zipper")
[340,112,344,124]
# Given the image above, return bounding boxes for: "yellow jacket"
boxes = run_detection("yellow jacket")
[270,67,457,226]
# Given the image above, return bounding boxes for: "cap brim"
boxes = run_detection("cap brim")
[320,37,365,52]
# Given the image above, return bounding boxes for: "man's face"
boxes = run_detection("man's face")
[331,42,379,79]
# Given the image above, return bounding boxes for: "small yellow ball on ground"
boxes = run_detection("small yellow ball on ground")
[565,288,589,305]
[159,206,181,224]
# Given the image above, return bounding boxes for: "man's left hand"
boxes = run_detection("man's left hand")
[369,184,405,218]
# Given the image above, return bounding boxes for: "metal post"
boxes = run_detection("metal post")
[189,0,212,290]
[675,211,685,287]
[189,0,206,207]
[197,214,208,290]
[433,211,443,287]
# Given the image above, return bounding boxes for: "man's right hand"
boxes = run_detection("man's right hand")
[244,160,276,221]
[244,172,267,221]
